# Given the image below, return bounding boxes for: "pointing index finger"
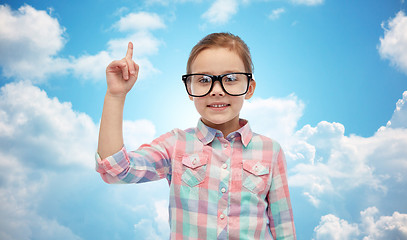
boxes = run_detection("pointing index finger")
[126,42,133,59]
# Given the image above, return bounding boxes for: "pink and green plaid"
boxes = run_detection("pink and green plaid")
[96,119,296,239]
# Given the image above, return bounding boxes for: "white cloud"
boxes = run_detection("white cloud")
[133,219,162,240]
[241,91,407,207]
[71,52,159,82]
[0,81,159,239]
[0,80,158,170]
[0,4,69,81]
[0,153,83,240]
[108,32,162,58]
[201,0,322,25]
[144,0,202,6]
[123,119,156,149]
[132,200,170,240]
[113,6,129,16]
[0,199,83,240]
[313,214,360,240]
[154,200,170,236]
[288,89,407,206]
[0,80,405,239]
[361,207,407,239]
[71,31,163,81]
[154,200,169,224]
[202,0,239,25]
[0,81,97,169]
[114,12,165,32]
[303,191,320,206]
[134,200,170,240]
[71,12,164,81]
[314,207,407,239]
[241,94,305,146]
[385,90,407,129]
[364,128,407,182]
[288,121,407,207]
[269,8,285,20]
[70,51,112,81]
[379,11,407,75]
[201,0,323,25]
[290,0,324,6]
[0,4,164,82]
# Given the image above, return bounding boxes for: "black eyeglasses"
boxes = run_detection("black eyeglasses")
[182,72,253,97]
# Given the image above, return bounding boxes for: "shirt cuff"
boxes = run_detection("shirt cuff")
[95,146,129,177]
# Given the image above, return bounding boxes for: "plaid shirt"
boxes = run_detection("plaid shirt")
[96,119,296,239]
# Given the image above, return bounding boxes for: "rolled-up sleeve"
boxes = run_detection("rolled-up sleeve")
[95,131,176,185]
[95,147,131,183]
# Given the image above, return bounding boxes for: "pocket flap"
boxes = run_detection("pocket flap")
[182,154,208,169]
[243,160,269,176]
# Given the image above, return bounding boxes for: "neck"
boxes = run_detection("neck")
[202,116,241,137]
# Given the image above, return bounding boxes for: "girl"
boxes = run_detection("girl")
[96,32,296,239]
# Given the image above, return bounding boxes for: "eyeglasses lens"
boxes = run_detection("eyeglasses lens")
[185,73,249,96]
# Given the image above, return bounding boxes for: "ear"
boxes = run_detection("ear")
[244,79,256,100]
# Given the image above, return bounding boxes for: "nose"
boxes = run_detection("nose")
[210,81,225,96]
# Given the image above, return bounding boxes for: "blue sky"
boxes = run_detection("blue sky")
[0,0,406,239]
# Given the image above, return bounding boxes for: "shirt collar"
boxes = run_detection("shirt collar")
[196,119,253,147]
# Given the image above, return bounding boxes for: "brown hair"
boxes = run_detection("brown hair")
[186,32,254,74]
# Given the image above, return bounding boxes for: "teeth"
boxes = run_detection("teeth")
[210,104,228,108]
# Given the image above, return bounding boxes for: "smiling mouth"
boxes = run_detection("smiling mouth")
[207,104,230,108]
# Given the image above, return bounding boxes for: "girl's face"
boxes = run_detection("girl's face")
[189,47,256,135]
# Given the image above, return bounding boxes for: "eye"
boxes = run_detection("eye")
[224,74,238,82]
[198,75,212,83]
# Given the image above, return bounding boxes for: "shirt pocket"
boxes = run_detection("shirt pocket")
[181,153,208,187]
[242,160,270,194]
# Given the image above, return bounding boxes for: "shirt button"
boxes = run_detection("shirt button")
[223,144,228,148]
[221,187,226,193]
[192,158,197,165]
[222,163,227,169]
[220,214,225,220]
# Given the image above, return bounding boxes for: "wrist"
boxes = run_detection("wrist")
[105,91,127,102]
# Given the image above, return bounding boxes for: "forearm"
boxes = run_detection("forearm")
[268,146,296,239]
[97,93,126,159]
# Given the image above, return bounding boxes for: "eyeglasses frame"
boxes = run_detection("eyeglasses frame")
[181,72,253,97]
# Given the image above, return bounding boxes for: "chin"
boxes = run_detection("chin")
[204,117,234,126]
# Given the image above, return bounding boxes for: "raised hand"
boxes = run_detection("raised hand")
[105,42,139,97]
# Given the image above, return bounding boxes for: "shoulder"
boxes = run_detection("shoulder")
[172,127,198,136]
[145,127,195,151]
[156,127,196,141]
[250,132,283,152]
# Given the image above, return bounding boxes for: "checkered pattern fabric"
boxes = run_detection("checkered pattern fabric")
[96,119,296,239]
